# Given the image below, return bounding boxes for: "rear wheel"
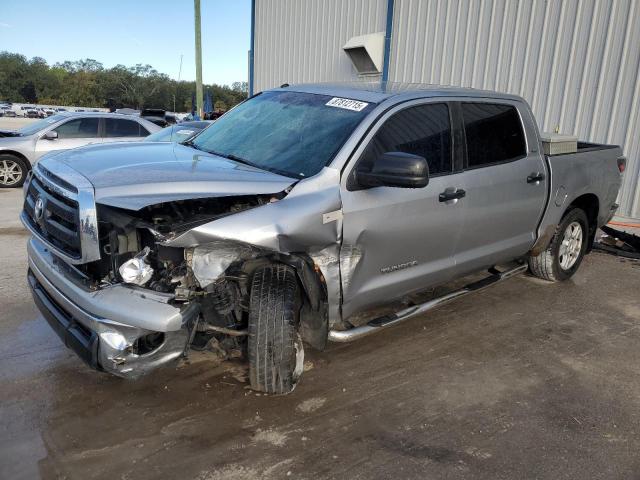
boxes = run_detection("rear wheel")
[528,208,589,282]
[0,154,28,188]
[248,264,303,394]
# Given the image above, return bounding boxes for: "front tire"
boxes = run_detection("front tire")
[248,264,303,394]
[0,154,28,188]
[528,208,589,282]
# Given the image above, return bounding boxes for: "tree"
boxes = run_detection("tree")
[19,81,37,103]
[214,100,228,111]
[0,50,248,111]
[231,81,248,95]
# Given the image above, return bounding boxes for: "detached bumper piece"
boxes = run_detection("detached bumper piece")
[28,269,100,369]
[595,225,640,259]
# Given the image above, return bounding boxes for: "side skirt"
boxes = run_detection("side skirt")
[328,263,527,343]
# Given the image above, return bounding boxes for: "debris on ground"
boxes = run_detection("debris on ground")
[594,225,640,259]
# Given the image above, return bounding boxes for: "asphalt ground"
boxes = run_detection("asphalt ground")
[1,184,640,479]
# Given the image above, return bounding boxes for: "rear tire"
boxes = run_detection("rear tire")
[0,154,28,188]
[528,208,589,282]
[248,264,302,394]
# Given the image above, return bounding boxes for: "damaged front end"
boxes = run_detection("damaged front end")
[56,194,288,376]
[23,152,345,381]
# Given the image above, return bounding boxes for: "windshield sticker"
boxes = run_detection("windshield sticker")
[325,97,369,112]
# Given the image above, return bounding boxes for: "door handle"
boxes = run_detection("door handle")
[527,172,545,183]
[439,189,466,202]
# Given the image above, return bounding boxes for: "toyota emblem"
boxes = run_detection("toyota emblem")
[34,197,44,221]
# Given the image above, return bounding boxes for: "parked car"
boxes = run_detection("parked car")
[1,107,17,117]
[19,106,35,117]
[21,83,624,394]
[140,108,169,127]
[0,112,160,187]
[144,121,212,143]
[44,108,56,117]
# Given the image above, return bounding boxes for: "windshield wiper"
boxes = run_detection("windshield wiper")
[183,139,200,149]
[186,143,302,179]
[224,153,260,169]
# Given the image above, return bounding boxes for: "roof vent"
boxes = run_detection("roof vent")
[343,32,385,76]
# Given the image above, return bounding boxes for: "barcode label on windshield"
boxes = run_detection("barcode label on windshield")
[325,97,369,111]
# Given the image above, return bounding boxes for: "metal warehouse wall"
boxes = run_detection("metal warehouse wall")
[254,0,640,219]
[253,0,387,92]
[389,0,640,218]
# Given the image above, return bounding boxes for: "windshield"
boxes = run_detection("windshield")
[17,114,67,135]
[191,91,375,178]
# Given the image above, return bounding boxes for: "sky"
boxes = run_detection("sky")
[0,0,250,86]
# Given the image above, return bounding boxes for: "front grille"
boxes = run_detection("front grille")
[24,175,81,258]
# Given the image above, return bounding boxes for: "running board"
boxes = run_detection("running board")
[328,264,528,343]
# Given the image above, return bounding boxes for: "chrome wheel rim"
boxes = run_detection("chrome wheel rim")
[0,159,23,186]
[559,221,583,270]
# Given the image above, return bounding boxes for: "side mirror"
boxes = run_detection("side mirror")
[43,131,58,140]
[356,151,429,189]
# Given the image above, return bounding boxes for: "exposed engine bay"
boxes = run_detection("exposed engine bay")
[74,192,319,359]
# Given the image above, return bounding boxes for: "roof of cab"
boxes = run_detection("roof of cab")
[56,111,138,118]
[269,81,526,104]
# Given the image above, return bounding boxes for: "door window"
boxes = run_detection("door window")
[104,118,142,137]
[360,103,452,176]
[54,118,100,139]
[461,103,526,167]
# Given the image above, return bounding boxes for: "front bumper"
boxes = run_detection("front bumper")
[27,237,199,378]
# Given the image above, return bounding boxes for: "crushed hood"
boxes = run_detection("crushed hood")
[43,142,296,210]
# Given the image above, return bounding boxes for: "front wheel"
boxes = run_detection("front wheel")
[0,154,28,188]
[528,208,589,282]
[248,264,303,394]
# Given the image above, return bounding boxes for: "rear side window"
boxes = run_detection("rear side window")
[54,118,100,139]
[104,119,142,137]
[461,103,526,167]
[361,103,452,176]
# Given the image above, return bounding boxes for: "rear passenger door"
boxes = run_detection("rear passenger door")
[454,101,547,275]
[103,118,149,143]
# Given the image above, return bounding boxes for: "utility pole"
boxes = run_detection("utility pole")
[194,0,203,118]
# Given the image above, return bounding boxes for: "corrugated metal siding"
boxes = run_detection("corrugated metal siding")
[253,0,387,93]
[254,0,640,218]
[389,0,640,218]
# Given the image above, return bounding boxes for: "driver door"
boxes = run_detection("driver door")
[340,101,464,320]
[34,117,102,159]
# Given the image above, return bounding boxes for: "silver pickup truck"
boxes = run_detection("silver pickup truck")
[22,83,625,393]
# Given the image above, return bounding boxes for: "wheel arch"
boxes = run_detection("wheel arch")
[566,193,599,252]
[0,150,32,171]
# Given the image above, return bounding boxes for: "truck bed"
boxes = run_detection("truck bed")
[535,141,623,250]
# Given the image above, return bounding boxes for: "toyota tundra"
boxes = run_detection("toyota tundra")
[22,83,625,393]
